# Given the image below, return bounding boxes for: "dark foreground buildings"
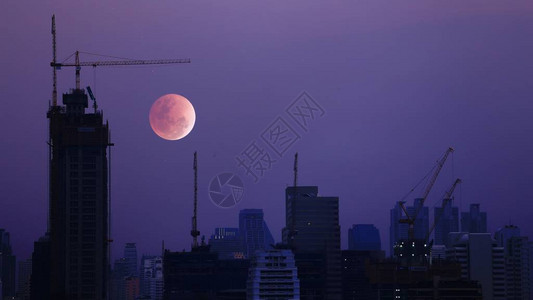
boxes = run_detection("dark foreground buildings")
[31,88,111,300]
[282,186,342,300]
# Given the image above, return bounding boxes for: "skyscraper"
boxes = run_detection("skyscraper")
[124,243,138,277]
[433,199,459,245]
[282,186,342,300]
[348,224,381,251]
[239,209,274,258]
[0,229,16,299]
[389,199,429,255]
[494,225,531,300]
[47,88,111,299]
[461,204,487,233]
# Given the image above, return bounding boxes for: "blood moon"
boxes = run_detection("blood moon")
[149,94,196,140]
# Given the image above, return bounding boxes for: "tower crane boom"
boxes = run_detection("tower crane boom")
[399,147,454,240]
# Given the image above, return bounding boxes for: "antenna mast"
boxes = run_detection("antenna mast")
[51,15,57,106]
[191,151,200,249]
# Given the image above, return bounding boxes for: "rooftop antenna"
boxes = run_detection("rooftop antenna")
[51,15,57,106]
[293,152,298,187]
[190,151,200,249]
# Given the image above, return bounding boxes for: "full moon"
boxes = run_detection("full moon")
[149,94,196,140]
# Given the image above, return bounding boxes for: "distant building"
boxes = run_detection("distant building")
[0,229,16,299]
[494,225,531,300]
[282,186,342,300]
[446,233,505,300]
[124,276,139,300]
[433,199,459,245]
[247,248,300,299]
[124,243,138,277]
[140,255,163,300]
[348,224,381,251]
[389,199,429,255]
[461,204,487,233]
[239,209,274,258]
[17,258,32,300]
[112,258,129,300]
[209,228,245,260]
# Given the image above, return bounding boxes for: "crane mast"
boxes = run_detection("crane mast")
[191,151,200,249]
[293,152,298,187]
[51,15,57,106]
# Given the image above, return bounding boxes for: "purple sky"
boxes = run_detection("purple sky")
[1,1,533,261]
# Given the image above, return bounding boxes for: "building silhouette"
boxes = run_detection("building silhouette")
[433,199,459,245]
[46,88,111,299]
[239,209,274,259]
[163,248,249,299]
[209,228,245,260]
[461,204,487,233]
[247,248,300,299]
[17,258,32,300]
[389,199,429,255]
[494,225,532,299]
[446,233,505,299]
[282,186,342,299]
[30,235,51,300]
[341,250,385,299]
[0,229,16,299]
[348,224,381,251]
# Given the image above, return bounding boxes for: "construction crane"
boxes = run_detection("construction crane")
[190,151,200,249]
[399,147,454,240]
[425,178,462,242]
[293,152,298,187]
[50,16,190,104]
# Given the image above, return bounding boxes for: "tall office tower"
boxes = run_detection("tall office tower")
[124,243,138,277]
[494,225,531,300]
[389,199,429,254]
[208,228,245,260]
[461,204,487,233]
[0,229,16,299]
[433,199,459,245]
[348,224,381,251]
[446,233,506,300]
[17,258,32,300]
[246,248,300,300]
[282,186,342,300]
[140,255,163,300]
[47,88,111,299]
[239,209,274,258]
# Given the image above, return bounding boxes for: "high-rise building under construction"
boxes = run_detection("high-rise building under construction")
[46,88,111,299]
